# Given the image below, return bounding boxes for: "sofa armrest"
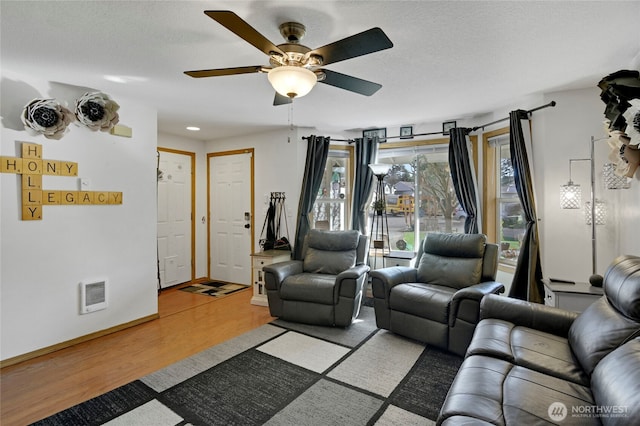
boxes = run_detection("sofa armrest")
[336,264,370,281]
[449,281,505,327]
[335,264,371,299]
[480,293,579,337]
[263,260,303,291]
[370,266,417,301]
[454,281,505,302]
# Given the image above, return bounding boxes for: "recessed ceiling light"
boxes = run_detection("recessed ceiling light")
[186,126,200,131]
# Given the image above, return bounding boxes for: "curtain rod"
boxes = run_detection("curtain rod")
[301,100,557,143]
[301,136,354,142]
[470,101,556,132]
[301,130,449,144]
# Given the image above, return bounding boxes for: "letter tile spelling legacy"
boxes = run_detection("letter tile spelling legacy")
[0,142,123,220]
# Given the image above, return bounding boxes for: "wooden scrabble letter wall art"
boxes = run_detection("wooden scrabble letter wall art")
[0,142,123,220]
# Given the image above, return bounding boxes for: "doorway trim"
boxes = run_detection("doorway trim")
[157,147,196,282]
[207,148,255,279]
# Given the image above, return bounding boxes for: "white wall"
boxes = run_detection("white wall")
[537,87,640,282]
[157,132,208,279]
[1,71,158,361]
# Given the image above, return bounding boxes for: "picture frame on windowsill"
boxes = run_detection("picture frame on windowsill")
[400,126,413,139]
[363,128,387,143]
[442,120,456,135]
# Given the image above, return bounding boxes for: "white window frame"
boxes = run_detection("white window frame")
[311,146,353,231]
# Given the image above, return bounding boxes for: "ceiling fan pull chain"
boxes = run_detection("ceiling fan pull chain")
[289,102,294,130]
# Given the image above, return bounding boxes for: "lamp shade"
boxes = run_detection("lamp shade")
[267,66,317,99]
[368,163,391,176]
[603,163,631,189]
[560,181,581,209]
[585,200,606,225]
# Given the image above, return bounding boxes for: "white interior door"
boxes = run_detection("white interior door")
[209,152,252,284]
[157,150,192,288]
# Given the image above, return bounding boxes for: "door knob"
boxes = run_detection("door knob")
[244,223,251,229]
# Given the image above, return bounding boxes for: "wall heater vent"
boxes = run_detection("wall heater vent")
[80,279,108,314]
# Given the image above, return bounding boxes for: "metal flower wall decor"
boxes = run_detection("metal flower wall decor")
[622,99,640,147]
[21,98,75,140]
[598,70,640,179]
[75,91,120,132]
[20,91,121,140]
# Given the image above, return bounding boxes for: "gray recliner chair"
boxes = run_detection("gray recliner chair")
[370,232,503,356]
[263,229,370,327]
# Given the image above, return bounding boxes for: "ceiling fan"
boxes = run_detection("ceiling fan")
[185,10,393,105]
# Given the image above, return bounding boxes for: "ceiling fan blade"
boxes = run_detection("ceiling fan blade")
[184,66,264,78]
[204,11,286,57]
[319,69,382,96]
[273,92,293,106]
[309,27,393,66]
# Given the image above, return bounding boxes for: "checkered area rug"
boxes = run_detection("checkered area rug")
[32,307,462,425]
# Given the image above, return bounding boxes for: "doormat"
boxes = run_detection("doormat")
[179,282,250,298]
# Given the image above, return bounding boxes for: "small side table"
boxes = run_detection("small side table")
[543,279,603,313]
[383,250,417,268]
[250,250,291,306]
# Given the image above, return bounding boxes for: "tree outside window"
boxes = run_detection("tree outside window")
[376,141,470,252]
[498,143,526,264]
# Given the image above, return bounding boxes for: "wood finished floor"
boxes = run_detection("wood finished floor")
[0,284,274,426]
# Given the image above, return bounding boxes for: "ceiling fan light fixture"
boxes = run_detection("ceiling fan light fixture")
[267,66,317,99]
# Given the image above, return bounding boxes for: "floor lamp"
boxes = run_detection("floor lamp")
[560,136,607,285]
[369,163,391,269]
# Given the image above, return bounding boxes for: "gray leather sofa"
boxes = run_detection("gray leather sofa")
[263,229,369,327]
[370,232,503,356]
[438,254,640,425]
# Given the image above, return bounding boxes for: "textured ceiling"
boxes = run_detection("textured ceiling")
[1,1,639,141]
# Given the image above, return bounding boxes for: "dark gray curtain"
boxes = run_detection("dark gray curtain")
[351,137,379,234]
[448,127,480,233]
[293,135,330,260]
[508,110,545,303]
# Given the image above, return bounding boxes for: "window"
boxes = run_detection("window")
[483,128,526,266]
[376,137,478,252]
[311,146,353,231]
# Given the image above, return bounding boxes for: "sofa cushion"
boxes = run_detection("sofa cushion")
[390,282,455,323]
[280,273,336,304]
[602,255,640,319]
[422,232,486,258]
[307,229,360,251]
[303,230,359,274]
[303,247,357,275]
[568,255,640,377]
[467,319,589,386]
[590,338,640,426]
[438,355,598,426]
[417,233,485,289]
[568,297,640,377]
